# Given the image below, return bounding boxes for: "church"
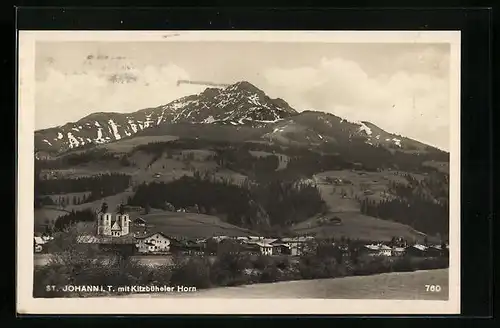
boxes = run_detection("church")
[97,212,131,237]
[76,210,137,255]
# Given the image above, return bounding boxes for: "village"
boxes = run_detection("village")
[34,207,449,261]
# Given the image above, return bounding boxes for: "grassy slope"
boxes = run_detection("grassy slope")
[34,207,71,232]
[292,212,428,242]
[34,195,257,239]
[140,211,260,238]
[37,166,436,242]
[34,191,134,230]
[422,160,449,174]
[37,131,445,241]
[99,135,179,153]
[290,170,432,242]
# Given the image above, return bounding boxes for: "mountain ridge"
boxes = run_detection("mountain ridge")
[34,81,445,156]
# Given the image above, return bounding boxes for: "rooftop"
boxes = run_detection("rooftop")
[412,244,428,251]
[76,235,138,245]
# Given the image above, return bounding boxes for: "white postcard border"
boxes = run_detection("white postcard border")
[17,30,461,315]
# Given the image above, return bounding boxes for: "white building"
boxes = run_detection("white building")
[281,237,314,256]
[392,247,406,256]
[136,232,171,254]
[34,236,46,246]
[363,244,393,256]
[255,242,273,255]
[378,245,393,256]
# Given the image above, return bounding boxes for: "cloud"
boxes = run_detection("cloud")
[262,56,450,150]
[35,48,451,151]
[35,63,205,129]
[392,46,450,78]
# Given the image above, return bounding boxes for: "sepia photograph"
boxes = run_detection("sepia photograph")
[17,30,460,314]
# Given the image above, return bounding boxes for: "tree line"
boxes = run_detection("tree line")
[53,208,96,231]
[134,137,449,179]
[359,173,449,236]
[127,173,326,230]
[37,136,450,180]
[36,173,131,197]
[38,193,96,208]
[36,149,132,169]
[360,197,448,236]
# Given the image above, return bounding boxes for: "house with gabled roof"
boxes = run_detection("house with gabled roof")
[136,232,172,254]
[255,241,273,255]
[378,244,392,256]
[392,246,406,256]
[427,244,445,257]
[280,237,315,256]
[271,241,291,255]
[360,244,393,257]
[133,217,146,227]
[171,238,205,255]
[406,243,428,257]
[34,236,46,246]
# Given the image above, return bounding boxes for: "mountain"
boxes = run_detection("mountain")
[35,81,297,154]
[263,111,435,151]
[34,81,449,240]
[34,80,443,156]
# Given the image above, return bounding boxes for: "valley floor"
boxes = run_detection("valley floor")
[123,268,448,300]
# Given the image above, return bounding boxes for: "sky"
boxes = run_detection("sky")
[35,41,451,151]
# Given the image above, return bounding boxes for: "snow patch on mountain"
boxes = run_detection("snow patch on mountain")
[257,118,283,124]
[358,122,372,136]
[95,127,105,143]
[157,109,166,125]
[144,114,154,128]
[67,132,80,148]
[392,138,402,147]
[108,119,121,140]
[128,120,138,133]
[203,115,215,123]
[248,94,261,106]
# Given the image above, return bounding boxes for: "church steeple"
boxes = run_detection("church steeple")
[96,202,130,237]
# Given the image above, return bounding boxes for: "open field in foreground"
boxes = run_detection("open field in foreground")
[127,269,448,300]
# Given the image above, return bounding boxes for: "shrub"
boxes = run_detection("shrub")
[390,256,416,272]
[209,266,237,286]
[34,264,73,297]
[351,257,392,276]
[259,266,282,283]
[170,256,212,289]
[209,252,252,286]
[252,255,274,270]
[275,256,292,270]
[298,255,330,279]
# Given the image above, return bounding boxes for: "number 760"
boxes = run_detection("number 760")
[425,284,442,292]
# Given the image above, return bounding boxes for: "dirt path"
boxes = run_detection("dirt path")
[124,269,448,300]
